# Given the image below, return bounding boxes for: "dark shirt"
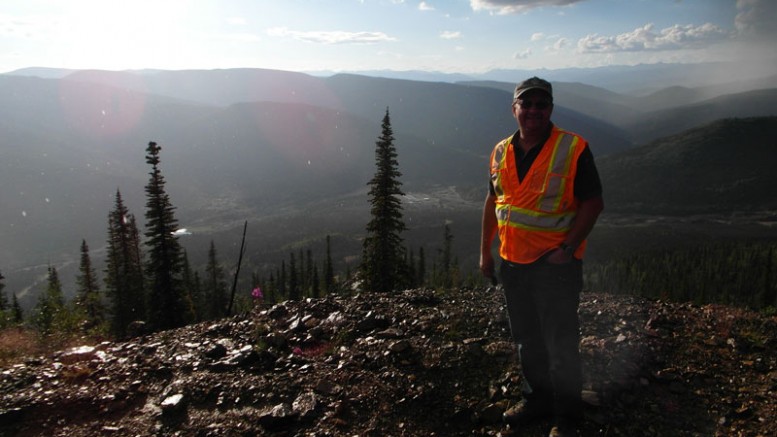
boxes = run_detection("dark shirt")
[489,127,603,201]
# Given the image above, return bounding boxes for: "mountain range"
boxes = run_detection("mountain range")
[1,65,776,305]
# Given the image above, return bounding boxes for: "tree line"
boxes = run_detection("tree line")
[584,239,777,312]
[0,109,470,343]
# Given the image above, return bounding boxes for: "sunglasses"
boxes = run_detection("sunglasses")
[517,100,551,110]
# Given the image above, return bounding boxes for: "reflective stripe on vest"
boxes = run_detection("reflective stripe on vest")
[537,133,579,211]
[496,205,576,232]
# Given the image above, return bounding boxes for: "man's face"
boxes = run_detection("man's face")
[512,89,553,134]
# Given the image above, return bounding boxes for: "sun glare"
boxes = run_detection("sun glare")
[59,0,190,70]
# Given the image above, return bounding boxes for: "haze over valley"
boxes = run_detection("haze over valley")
[2,63,777,307]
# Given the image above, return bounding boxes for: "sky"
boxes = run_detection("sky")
[1,0,775,75]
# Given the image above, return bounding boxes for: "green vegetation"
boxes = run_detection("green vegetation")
[74,240,107,335]
[586,239,777,311]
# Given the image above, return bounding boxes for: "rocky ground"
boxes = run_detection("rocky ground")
[0,287,775,437]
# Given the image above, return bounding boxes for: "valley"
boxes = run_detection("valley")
[1,65,776,309]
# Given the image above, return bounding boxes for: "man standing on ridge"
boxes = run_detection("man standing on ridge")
[480,77,604,437]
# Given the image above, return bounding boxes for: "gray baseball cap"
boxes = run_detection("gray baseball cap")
[513,77,553,101]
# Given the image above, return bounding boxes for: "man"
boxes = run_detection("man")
[480,77,604,437]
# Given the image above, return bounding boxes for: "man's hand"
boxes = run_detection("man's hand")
[480,251,495,279]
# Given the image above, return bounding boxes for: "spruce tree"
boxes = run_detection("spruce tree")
[279,262,287,300]
[324,235,335,294]
[204,241,228,320]
[407,249,417,288]
[361,108,407,293]
[288,252,299,300]
[11,293,23,324]
[312,265,321,299]
[143,141,190,331]
[0,271,8,327]
[439,223,454,288]
[34,266,66,336]
[75,240,106,332]
[418,247,426,287]
[181,251,204,321]
[305,249,313,297]
[0,270,7,311]
[105,190,146,337]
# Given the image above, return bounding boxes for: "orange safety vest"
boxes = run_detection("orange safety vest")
[490,125,588,264]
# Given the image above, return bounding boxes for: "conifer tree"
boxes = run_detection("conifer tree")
[417,247,426,287]
[143,141,191,331]
[268,272,277,304]
[181,251,204,321]
[361,108,407,292]
[204,241,228,320]
[279,262,287,300]
[0,270,7,311]
[407,249,417,288]
[75,240,106,332]
[0,271,8,327]
[438,223,454,288]
[11,293,23,324]
[288,252,299,300]
[324,235,335,294]
[312,265,321,298]
[34,266,66,335]
[105,190,146,337]
[305,249,313,297]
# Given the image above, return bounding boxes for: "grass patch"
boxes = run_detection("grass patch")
[0,328,42,367]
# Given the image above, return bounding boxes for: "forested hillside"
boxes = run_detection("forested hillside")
[598,116,777,214]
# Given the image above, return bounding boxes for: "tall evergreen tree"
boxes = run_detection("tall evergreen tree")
[418,246,426,287]
[324,235,335,294]
[312,265,321,299]
[11,293,23,324]
[34,266,66,335]
[0,271,8,327]
[143,141,191,331]
[279,262,287,300]
[204,241,228,320]
[105,190,146,337]
[0,270,7,312]
[268,272,277,304]
[305,249,313,297]
[361,108,407,293]
[181,250,204,321]
[407,249,417,288]
[288,252,300,300]
[438,223,454,288]
[75,240,106,332]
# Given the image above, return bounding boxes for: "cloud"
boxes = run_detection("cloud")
[226,17,247,26]
[440,31,461,40]
[514,48,532,59]
[530,32,545,42]
[215,32,261,43]
[552,37,568,50]
[470,0,583,15]
[0,14,52,40]
[267,27,397,44]
[735,0,777,40]
[419,1,435,11]
[577,22,729,53]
